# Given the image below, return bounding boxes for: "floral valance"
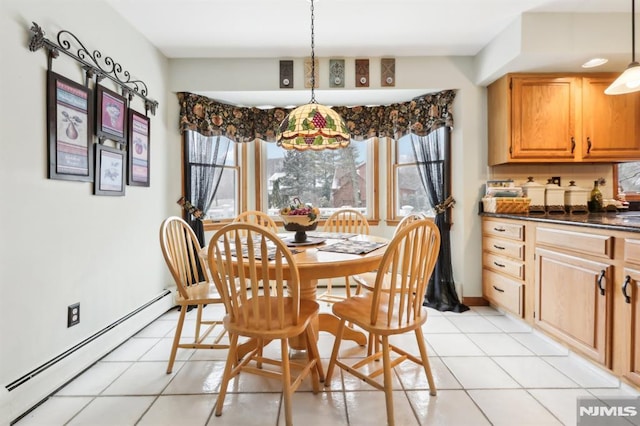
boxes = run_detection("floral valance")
[177,89,455,142]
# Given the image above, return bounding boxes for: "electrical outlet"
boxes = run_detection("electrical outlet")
[67,303,80,327]
[551,176,561,186]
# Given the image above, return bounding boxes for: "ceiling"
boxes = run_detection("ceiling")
[105,0,636,106]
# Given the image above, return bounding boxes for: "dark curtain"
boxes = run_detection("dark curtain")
[410,129,469,313]
[184,131,231,245]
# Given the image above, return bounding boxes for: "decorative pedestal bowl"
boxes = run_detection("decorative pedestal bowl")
[280,215,319,243]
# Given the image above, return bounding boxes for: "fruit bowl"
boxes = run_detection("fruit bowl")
[280,215,319,243]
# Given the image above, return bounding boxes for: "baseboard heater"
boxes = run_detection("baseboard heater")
[5,290,171,392]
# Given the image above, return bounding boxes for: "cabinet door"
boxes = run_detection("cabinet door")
[621,268,640,387]
[511,76,580,160]
[582,77,640,160]
[535,247,611,365]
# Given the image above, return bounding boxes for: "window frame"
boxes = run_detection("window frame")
[180,131,247,232]
[255,139,380,226]
[387,129,452,225]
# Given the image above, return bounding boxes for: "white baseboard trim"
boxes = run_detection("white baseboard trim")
[3,291,174,426]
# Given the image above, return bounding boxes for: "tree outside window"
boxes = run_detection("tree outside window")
[264,141,370,217]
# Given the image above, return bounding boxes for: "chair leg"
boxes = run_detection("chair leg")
[324,318,346,386]
[381,335,395,426]
[344,276,351,298]
[215,333,239,417]
[195,304,203,342]
[305,325,323,386]
[415,329,437,396]
[280,338,293,426]
[166,307,187,374]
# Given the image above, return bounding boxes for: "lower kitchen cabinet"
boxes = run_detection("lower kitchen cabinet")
[534,246,611,365]
[621,239,640,387]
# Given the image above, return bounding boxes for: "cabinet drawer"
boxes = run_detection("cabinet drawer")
[482,268,523,316]
[536,227,613,259]
[482,220,524,241]
[483,236,525,260]
[624,238,640,265]
[483,253,525,280]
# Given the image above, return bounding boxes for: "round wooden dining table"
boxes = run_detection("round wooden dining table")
[283,233,388,348]
[201,232,389,350]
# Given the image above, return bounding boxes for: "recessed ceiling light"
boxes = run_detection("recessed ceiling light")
[582,58,609,68]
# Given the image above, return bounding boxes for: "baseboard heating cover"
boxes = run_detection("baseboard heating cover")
[3,290,173,425]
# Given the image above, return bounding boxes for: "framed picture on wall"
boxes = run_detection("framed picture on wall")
[95,84,127,143]
[46,70,94,182]
[94,143,126,196]
[127,109,150,186]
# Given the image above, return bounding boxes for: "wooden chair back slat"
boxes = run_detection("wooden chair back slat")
[323,209,370,235]
[160,216,206,301]
[234,210,279,233]
[370,220,440,328]
[209,222,300,332]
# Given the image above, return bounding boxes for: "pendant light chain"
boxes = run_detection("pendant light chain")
[310,0,316,103]
[633,0,636,64]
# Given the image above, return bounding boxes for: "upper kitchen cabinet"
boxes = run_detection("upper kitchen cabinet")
[488,73,640,166]
[581,76,640,161]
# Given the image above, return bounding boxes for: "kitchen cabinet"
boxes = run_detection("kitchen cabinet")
[487,73,640,165]
[620,238,640,387]
[581,77,640,160]
[534,226,613,366]
[481,218,529,318]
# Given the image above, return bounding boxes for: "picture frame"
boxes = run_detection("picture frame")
[94,143,126,196]
[95,84,127,143]
[47,70,94,182]
[127,109,151,187]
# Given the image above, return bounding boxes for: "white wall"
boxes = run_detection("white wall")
[0,1,180,422]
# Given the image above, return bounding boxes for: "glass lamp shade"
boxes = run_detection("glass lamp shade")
[276,103,350,151]
[605,62,640,95]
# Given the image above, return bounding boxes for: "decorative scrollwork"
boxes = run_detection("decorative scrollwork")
[28,22,159,114]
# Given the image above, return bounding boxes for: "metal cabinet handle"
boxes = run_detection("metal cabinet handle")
[493,244,505,250]
[597,270,606,296]
[493,227,506,232]
[493,261,505,268]
[623,275,632,304]
[492,285,505,293]
[587,137,592,154]
[571,137,576,153]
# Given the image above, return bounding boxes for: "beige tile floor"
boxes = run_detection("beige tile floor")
[15,293,640,426]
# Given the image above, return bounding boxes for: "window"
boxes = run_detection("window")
[388,128,450,221]
[184,131,241,221]
[258,139,377,219]
[617,162,640,201]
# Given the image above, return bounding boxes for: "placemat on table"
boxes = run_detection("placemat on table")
[318,240,386,255]
[230,246,300,260]
[306,231,358,240]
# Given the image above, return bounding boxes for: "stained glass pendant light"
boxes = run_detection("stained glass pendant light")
[276,0,350,150]
[605,0,640,94]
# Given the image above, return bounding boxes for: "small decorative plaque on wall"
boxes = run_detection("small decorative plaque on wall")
[329,59,345,88]
[381,58,396,87]
[304,58,319,88]
[279,60,293,89]
[355,59,369,87]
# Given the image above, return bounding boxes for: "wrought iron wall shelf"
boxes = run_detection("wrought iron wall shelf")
[28,22,159,115]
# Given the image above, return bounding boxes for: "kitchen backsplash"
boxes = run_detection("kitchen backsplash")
[488,163,614,199]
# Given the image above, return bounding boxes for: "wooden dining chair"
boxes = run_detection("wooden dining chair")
[324,219,441,426]
[319,208,370,302]
[353,212,429,296]
[208,222,323,426]
[159,216,228,374]
[233,210,279,233]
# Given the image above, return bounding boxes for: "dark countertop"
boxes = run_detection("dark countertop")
[481,211,640,233]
